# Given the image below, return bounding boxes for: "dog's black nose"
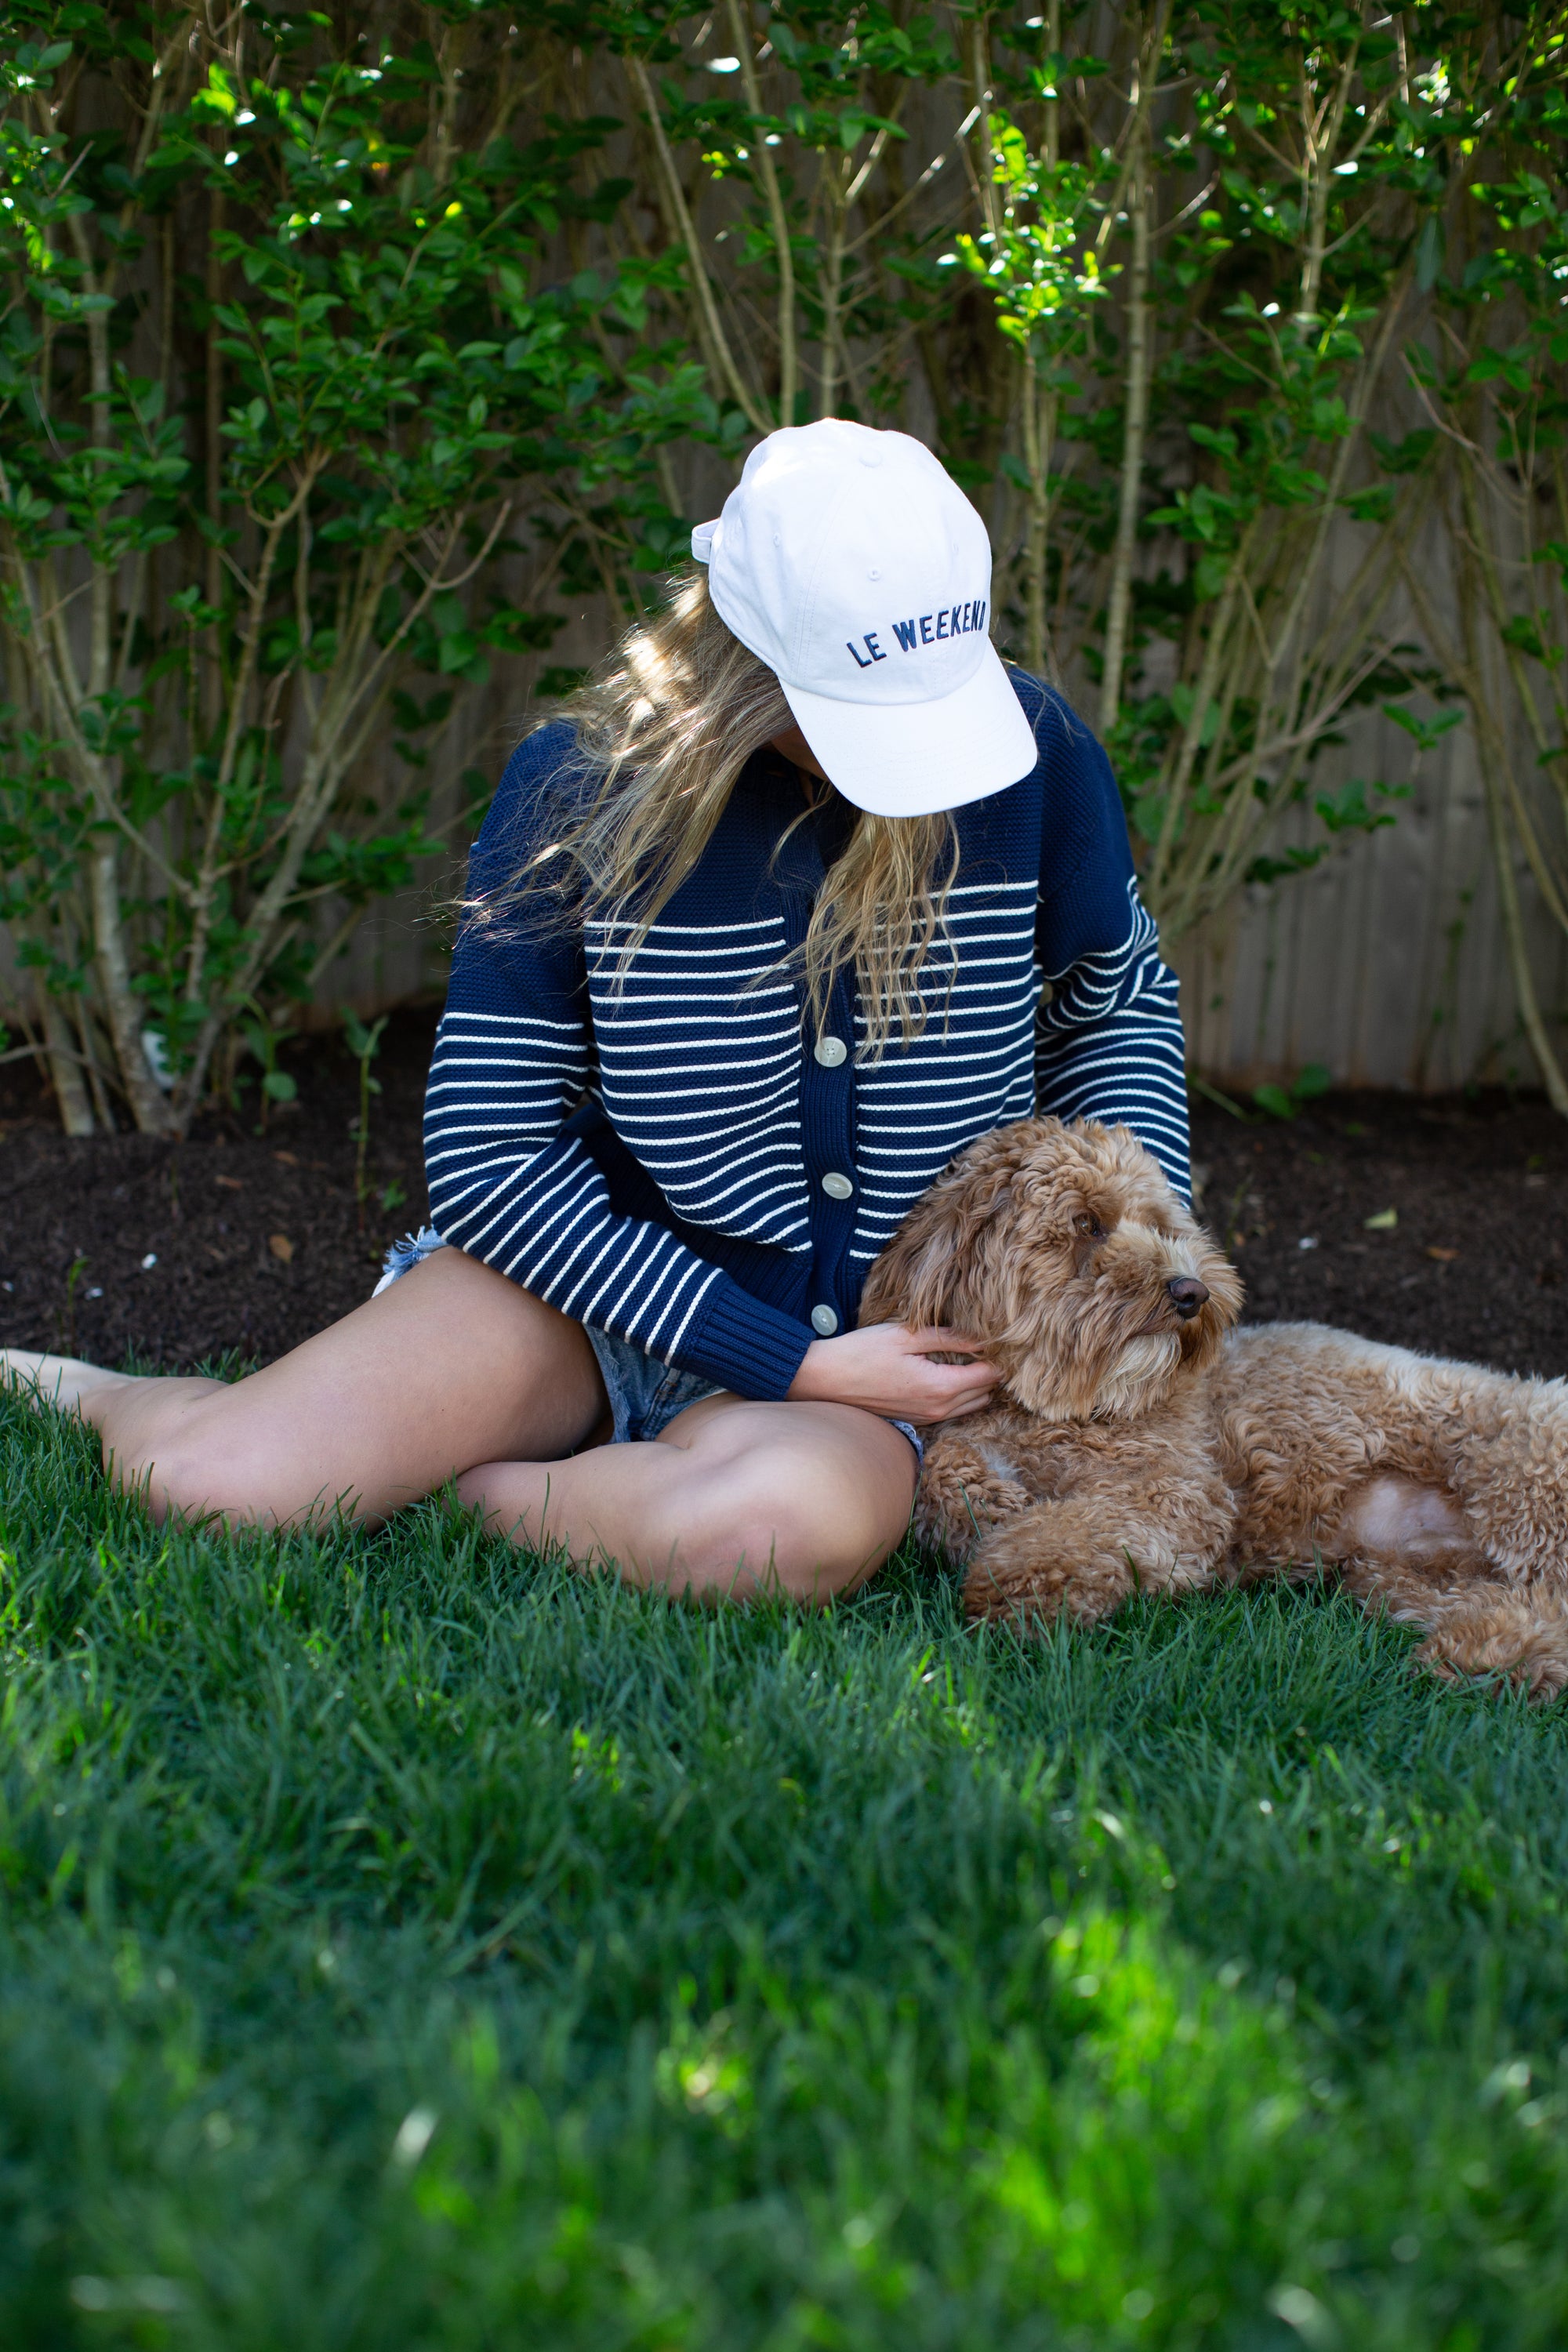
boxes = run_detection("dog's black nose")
[1167,1276,1210,1320]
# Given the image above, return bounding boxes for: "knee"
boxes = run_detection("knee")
[677,1459,906,1603]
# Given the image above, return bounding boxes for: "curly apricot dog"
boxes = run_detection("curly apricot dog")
[860,1116,1568,1697]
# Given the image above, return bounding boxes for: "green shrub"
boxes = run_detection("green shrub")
[2,0,1564,1131]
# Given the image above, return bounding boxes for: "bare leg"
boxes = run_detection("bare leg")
[1,1348,218,1426]
[4,1255,917,1605]
[456,1391,918,1605]
[5,1248,607,1528]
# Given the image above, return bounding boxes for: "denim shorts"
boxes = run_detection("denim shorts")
[375,1226,921,1459]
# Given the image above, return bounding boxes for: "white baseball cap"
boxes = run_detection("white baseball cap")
[690,419,1038,818]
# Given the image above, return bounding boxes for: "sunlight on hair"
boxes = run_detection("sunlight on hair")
[483,569,961,1058]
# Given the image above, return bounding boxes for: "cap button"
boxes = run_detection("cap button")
[860,448,882,468]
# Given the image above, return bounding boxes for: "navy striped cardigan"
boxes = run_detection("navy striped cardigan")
[424,669,1189,1403]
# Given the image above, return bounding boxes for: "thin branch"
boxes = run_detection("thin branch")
[725,0,796,421]
[626,54,771,434]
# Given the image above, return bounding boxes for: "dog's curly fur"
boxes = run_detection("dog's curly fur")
[860,1116,1568,1698]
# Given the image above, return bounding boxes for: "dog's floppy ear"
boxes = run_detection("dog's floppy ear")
[860,1190,964,1330]
[861,1131,1024,1330]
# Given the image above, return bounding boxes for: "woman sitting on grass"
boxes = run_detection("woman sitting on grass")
[3,421,1190,1602]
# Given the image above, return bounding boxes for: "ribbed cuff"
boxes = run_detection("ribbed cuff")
[675,1273,815,1401]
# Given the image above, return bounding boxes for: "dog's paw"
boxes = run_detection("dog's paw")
[962,1557,1124,1627]
[960,1562,1061,1624]
[959,1513,1098,1627]
[1414,1628,1568,1704]
[960,1474,1033,1532]
[916,1473,1029,1561]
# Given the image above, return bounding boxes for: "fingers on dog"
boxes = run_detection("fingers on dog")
[907,1392,993,1427]
[906,1325,996,1372]
[920,1358,998,1402]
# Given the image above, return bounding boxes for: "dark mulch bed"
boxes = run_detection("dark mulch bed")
[0,1009,437,1371]
[3,1007,1567,1379]
[1189,1089,1568,1380]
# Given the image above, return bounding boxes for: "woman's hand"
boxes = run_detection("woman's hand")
[787,1321,999,1425]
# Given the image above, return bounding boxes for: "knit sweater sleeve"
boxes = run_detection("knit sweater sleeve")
[423,730,816,1401]
[1029,694,1192,1200]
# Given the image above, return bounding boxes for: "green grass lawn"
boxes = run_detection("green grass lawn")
[2,1385,1567,2349]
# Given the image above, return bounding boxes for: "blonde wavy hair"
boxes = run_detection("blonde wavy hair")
[512,567,961,1059]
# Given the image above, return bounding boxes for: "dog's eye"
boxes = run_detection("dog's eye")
[1073,1213,1107,1241]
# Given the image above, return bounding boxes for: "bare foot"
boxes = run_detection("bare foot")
[0,1351,131,1421]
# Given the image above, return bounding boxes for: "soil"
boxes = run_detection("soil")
[0,1010,439,1373]
[2,1010,1567,1381]
[1188,1089,1568,1381]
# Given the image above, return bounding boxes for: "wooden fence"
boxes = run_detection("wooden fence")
[1178,709,1563,1094]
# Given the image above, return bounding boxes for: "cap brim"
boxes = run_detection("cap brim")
[781,641,1039,817]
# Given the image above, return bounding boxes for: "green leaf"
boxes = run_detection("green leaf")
[1192,551,1230,604]
[1251,1083,1296,1121]
[1342,485,1396,524]
[437,630,480,676]
[194,63,238,118]
[1172,683,1222,745]
[1501,615,1555,664]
